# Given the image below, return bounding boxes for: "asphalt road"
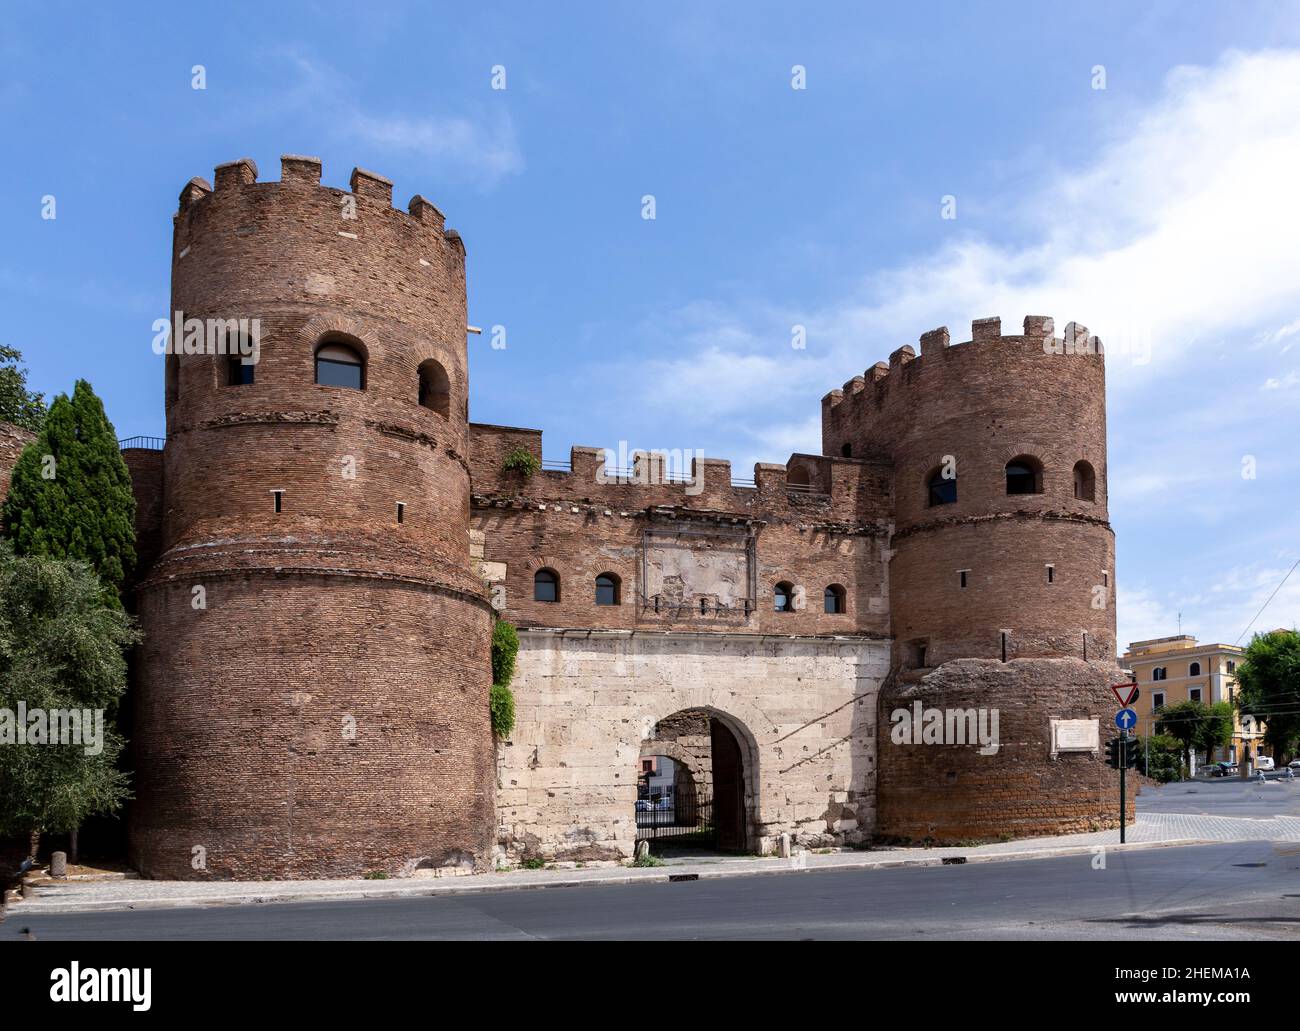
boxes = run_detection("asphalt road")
[8,841,1300,940]
[1140,778,1300,818]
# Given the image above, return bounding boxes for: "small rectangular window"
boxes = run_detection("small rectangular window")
[1045,564,1055,584]
[1189,688,1202,703]
[958,569,969,589]
[1102,570,1109,587]
[396,502,405,523]
[272,489,283,514]
[1152,691,1165,710]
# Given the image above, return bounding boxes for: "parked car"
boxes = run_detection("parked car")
[1289,759,1300,770]
[1203,764,1230,778]
[1255,756,1275,771]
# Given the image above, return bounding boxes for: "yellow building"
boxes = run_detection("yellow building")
[1120,635,1254,766]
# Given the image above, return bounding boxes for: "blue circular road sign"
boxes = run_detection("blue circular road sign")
[1115,708,1137,730]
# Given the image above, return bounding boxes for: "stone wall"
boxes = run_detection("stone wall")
[495,628,889,864]
[876,657,1133,842]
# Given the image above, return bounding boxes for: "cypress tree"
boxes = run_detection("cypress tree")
[2,380,136,605]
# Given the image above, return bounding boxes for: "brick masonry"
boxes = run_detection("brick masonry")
[0,160,1125,876]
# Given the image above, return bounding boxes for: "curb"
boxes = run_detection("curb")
[10,837,1213,915]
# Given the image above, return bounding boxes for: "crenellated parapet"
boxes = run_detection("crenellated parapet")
[466,422,894,528]
[821,315,1102,437]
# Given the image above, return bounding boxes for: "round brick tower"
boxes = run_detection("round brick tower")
[823,316,1128,842]
[130,156,495,879]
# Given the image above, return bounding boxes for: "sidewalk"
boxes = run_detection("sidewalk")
[17,809,1296,915]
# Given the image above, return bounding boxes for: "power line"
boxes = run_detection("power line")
[1235,555,1300,645]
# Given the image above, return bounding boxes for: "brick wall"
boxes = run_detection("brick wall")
[0,422,34,504]
[129,157,495,879]
[876,658,1132,841]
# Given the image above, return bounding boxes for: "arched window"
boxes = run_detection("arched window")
[1073,460,1096,501]
[534,568,559,603]
[1005,455,1043,495]
[1189,661,1201,677]
[774,581,794,612]
[840,443,852,458]
[418,358,450,417]
[315,339,365,390]
[595,573,620,606]
[926,465,957,506]
[227,353,254,386]
[824,584,846,614]
[1152,666,1167,682]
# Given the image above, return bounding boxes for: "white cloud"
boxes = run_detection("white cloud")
[619,48,1300,426]
[264,48,523,188]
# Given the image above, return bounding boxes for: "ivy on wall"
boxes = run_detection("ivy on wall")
[490,619,518,738]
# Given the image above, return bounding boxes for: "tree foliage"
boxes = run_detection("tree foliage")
[0,542,139,843]
[0,345,46,432]
[1155,699,1217,776]
[2,380,136,605]
[1139,733,1185,783]
[1234,628,1300,757]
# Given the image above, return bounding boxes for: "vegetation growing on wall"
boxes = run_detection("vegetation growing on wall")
[490,619,519,738]
[501,447,540,477]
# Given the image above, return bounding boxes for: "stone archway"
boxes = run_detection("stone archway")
[638,708,753,853]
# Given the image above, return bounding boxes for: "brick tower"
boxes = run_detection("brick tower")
[129,156,496,879]
[823,317,1127,841]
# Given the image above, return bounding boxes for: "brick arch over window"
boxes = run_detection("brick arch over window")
[300,315,376,360]
[418,358,451,417]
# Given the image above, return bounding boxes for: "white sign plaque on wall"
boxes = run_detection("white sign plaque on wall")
[1050,718,1100,758]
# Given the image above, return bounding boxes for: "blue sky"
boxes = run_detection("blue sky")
[2,1,1298,652]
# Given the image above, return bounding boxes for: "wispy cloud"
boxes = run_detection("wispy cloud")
[255,47,524,188]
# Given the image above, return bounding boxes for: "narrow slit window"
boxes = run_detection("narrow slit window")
[272,489,283,514]
[958,569,969,589]
[1046,564,1055,584]
[396,502,405,523]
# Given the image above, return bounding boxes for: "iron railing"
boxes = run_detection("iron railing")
[117,436,165,451]
[635,791,716,851]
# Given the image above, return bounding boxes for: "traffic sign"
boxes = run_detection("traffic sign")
[1111,681,1139,707]
[1115,708,1137,730]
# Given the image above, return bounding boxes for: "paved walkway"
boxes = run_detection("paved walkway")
[11,810,1300,915]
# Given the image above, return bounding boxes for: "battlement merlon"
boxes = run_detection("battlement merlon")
[175,155,462,247]
[819,314,1104,415]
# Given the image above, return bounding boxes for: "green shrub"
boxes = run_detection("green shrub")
[501,448,540,476]
[632,852,665,868]
[1139,733,1184,783]
[491,620,519,687]
[489,619,519,738]
[490,681,516,738]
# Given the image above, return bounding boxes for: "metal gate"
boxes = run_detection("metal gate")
[635,783,718,851]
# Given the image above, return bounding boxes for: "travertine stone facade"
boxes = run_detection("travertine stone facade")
[496,630,886,863]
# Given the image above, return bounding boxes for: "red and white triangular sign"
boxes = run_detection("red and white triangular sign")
[1111,681,1139,708]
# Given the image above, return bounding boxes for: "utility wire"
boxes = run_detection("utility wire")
[1235,556,1300,645]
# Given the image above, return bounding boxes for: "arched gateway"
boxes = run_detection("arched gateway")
[637,709,752,854]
